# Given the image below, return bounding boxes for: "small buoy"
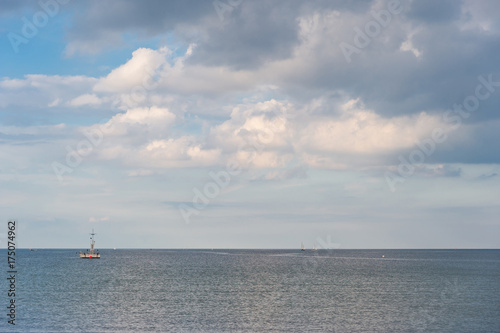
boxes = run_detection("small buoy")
[382,255,385,258]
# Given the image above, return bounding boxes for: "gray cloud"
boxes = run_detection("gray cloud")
[64,0,215,55]
[186,0,375,70]
[63,0,500,124]
[65,0,375,66]
[406,0,463,23]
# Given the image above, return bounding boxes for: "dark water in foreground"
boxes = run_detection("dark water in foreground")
[1,249,499,332]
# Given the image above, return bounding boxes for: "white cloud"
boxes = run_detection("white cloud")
[207,97,454,170]
[97,106,176,138]
[0,77,28,89]
[210,99,293,153]
[296,106,443,155]
[69,94,102,107]
[400,39,422,58]
[81,106,221,169]
[0,74,98,109]
[142,137,221,167]
[94,47,170,93]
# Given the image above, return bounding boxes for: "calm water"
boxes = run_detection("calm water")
[1,249,499,332]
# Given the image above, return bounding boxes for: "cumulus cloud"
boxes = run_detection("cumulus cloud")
[142,137,221,167]
[296,101,446,155]
[79,105,221,169]
[87,106,176,144]
[94,47,170,93]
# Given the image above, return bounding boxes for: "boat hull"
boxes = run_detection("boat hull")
[80,253,100,259]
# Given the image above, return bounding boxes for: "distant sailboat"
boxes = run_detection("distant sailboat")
[80,229,101,259]
[312,243,318,251]
[301,242,305,251]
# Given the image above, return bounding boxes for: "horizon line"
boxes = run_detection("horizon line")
[8,247,500,250]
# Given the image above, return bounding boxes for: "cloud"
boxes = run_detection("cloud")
[205,97,461,170]
[0,75,98,112]
[7,0,499,125]
[90,106,176,142]
[75,90,493,173]
[2,1,500,173]
[94,47,170,93]
[142,137,221,167]
[209,99,292,153]
[69,94,102,107]
[406,0,463,24]
[296,104,445,155]
[79,105,221,169]
[92,136,222,169]
[63,0,215,56]
[461,0,500,32]
[89,216,109,223]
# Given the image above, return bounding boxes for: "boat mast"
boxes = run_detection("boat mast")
[90,229,96,255]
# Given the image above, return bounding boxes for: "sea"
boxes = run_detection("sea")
[1,249,499,332]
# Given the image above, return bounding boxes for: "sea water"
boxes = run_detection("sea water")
[1,249,499,332]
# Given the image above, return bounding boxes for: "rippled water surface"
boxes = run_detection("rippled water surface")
[1,249,499,332]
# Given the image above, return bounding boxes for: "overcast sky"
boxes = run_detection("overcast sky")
[1,0,499,249]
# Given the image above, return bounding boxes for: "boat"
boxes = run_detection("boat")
[80,229,101,259]
[301,242,305,251]
[312,243,318,251]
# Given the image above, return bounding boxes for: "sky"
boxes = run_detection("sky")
[0,0,499,249]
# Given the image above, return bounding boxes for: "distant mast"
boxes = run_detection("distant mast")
[301,242,305,251]
[90,229,95,253]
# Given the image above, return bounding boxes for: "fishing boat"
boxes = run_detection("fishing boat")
[301,242,305,251]
[80,229,101,259]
